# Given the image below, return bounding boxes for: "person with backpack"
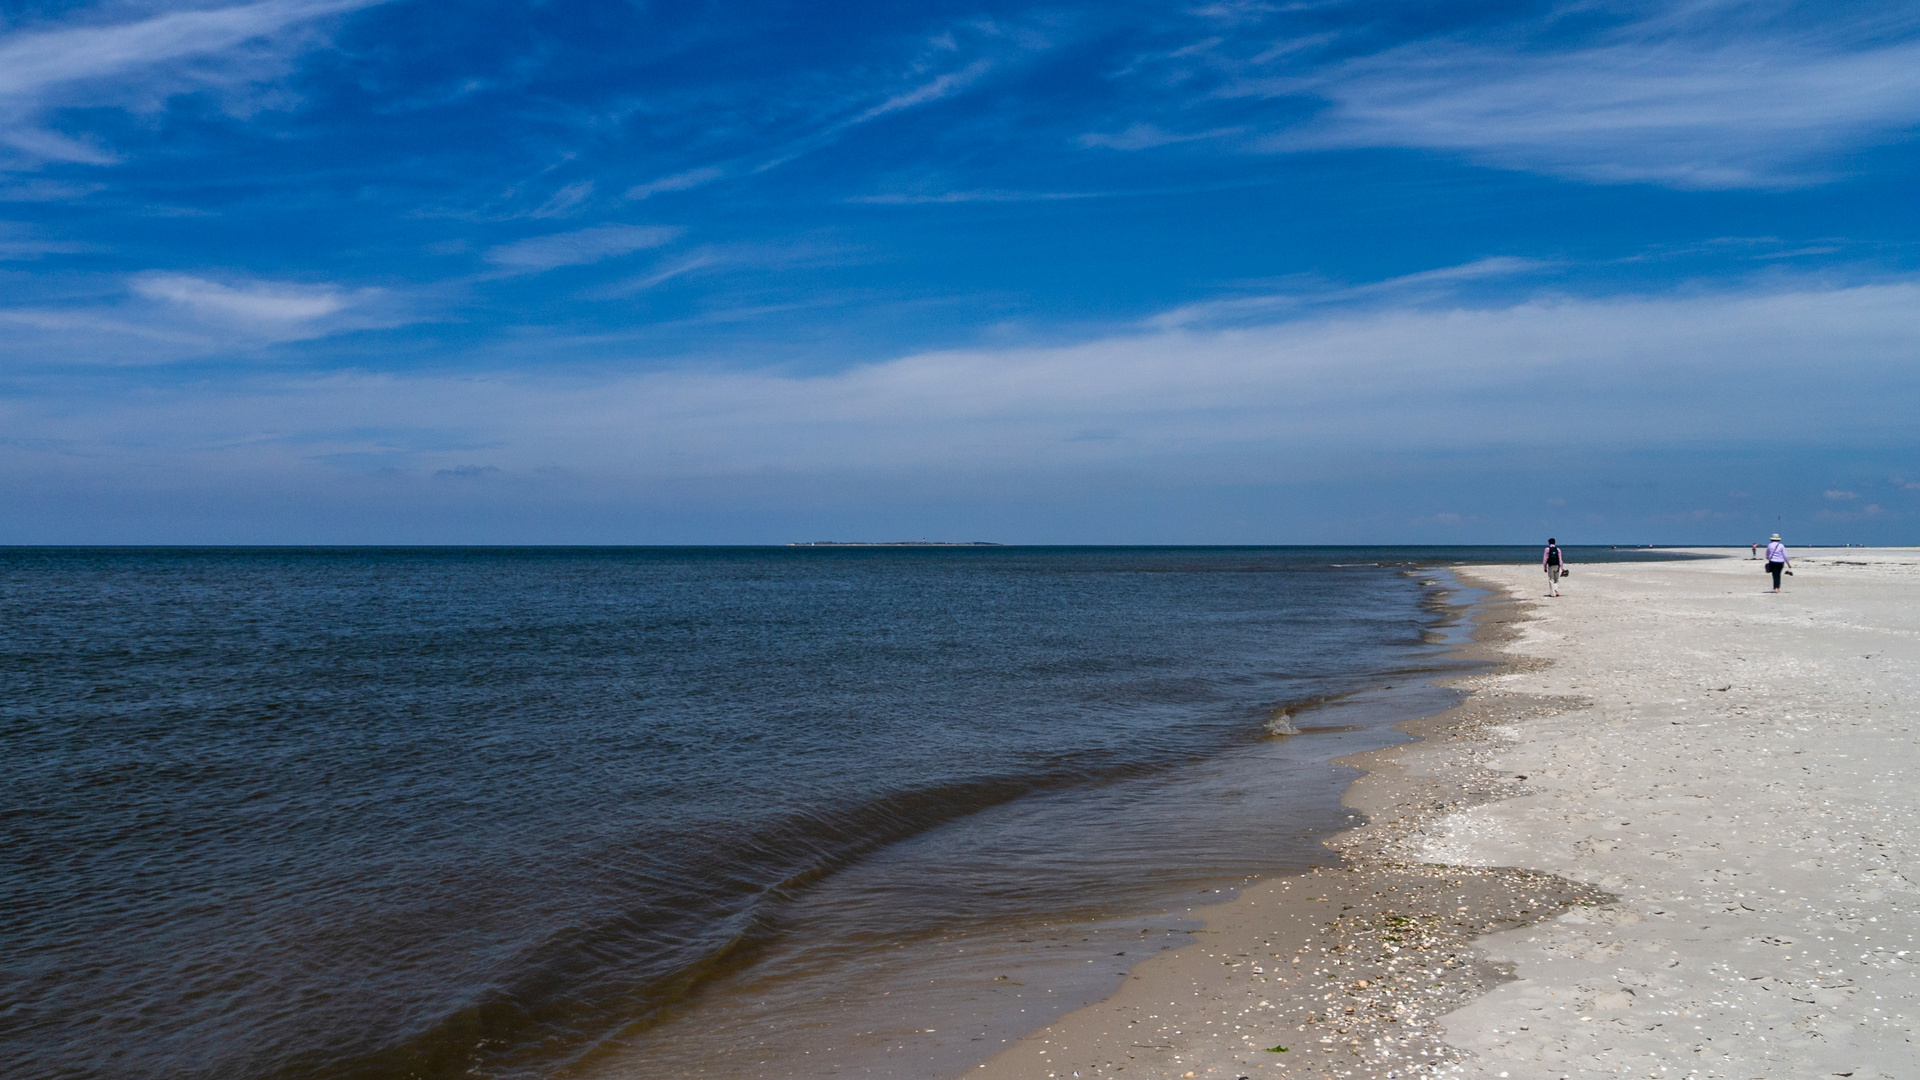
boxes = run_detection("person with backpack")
[1543,538,1566,597]
[1765,533,1790,593]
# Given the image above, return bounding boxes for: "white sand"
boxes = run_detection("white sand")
[965,550,1920,1080]
[1434,550,1920,1078]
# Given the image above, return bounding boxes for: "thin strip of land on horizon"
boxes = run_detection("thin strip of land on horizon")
[785,541,1004,546]
[969,547,1920,1080]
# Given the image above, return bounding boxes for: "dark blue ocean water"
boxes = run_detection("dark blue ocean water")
[0,546,1684,1080]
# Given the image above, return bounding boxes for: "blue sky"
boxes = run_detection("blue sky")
[2,0,1918,543]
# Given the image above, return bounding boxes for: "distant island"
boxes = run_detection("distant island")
[787,541,1003,547]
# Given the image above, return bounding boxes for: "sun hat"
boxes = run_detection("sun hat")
[1770,533,1782,540]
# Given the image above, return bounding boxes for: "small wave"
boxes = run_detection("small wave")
[1262,707,1300,736]
[1261,688,1378,737]
[1262,692,1345,736]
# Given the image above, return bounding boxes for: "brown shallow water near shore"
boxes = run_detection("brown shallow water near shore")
[577,672,1469,1080]
[968,573,1609,1080]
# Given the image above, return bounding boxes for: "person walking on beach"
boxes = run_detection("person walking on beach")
[1543,537,1566,597]
[1765,533,1790,593]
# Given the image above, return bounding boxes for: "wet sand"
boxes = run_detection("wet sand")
[968,549,1920,1079]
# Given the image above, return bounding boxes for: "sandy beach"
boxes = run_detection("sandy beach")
[971,548,1920,1080]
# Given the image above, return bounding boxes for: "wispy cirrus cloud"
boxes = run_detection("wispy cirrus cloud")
[745,32,1032,177]
[1234,5,1920,188]
[0,240,95,259]
[0,0,386,167]
[1147,256,1550,329]
[0,270,398,363]
[625,167,725,201]
[591,251,726,296]
[133,273,356,322]
[849,188,1104,205]
[484,224,684,273]
[1076,123,1240,151]
[0,221,100,259]
[0,179,105,201]
[530,181,596,219]
[588,239,853,297]
[849,58,994,125]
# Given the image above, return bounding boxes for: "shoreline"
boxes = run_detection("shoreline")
[573,562,1479,1080]
[968,548,1920,1079]
[968,566,1607,1080]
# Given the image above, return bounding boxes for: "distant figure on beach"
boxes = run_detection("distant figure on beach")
[1751,541,1759,560]
[1543,537,1565,597]
[1766,534,1790,592]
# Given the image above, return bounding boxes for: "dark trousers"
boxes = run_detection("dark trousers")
[1768,561,1784,588]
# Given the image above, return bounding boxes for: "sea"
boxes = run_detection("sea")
[0,545,1690,1080]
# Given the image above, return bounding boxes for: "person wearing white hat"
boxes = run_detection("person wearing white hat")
[1765,533,1790,592]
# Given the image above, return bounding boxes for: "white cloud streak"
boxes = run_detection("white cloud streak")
[1076,123,1240,151]
[0,270,398,361]
[851,59,994,124]
[750,54,1004,175]
[1147,256,1550,329]
[134,273,351,322]
[530,181,595,218]
[1235,6,1920,188]
[849,188,1103,204]
[0,0,385,166]
[0,1,370,97]
[591,251,725,296]
[625,167,724,201]
[0,227,99,258]
[0,179,105,201]
[484,224,684,272]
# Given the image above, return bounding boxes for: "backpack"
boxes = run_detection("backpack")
[1546,545,1562,567]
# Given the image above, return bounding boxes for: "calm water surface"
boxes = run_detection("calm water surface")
[1,546,1681,1079]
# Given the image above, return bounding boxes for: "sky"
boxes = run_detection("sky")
[2,0,1918,544]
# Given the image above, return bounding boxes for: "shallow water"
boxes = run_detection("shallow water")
[0,546,1676,1079]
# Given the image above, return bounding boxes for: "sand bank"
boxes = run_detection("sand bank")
[969,549,1920,1079]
